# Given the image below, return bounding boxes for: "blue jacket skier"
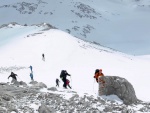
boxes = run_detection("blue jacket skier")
[29,65,33,72]
[30,72,34,81]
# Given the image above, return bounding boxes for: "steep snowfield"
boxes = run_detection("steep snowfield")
[0,0,150,55]
[0,24,150,102]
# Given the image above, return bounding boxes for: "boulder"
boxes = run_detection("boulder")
[30,82,47,90]
[19,81,27,86]
[29,81,38,85]
[47,87,58,91]
[11,80,20,86]
[98,76,137,105]
[38,104,56,113]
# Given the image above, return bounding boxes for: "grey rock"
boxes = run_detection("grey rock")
[103,106,113,112]
[47,87,57,91]
[2,94,11,101]
[38,104,56,113]
[98,76,137,105]
[8,108,18,113]
[30,82,47,90]
[33,82,47,88]
[0,77,148,113]
[69,94,79,101]
[0,107,6,113]
[0,82,8,85]
[22,106,34,113]
[19,81,27,86]
[12,80,20,87]
[29,80,38,85]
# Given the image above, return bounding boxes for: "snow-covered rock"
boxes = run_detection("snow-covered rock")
[0,81,150,112]
[99,76,137,105]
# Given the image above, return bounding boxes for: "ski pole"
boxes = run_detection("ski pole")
[93,79,95,93]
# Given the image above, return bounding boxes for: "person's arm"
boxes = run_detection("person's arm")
[67,72,71,76]
[8,75,10,79]
[94,73,97,78]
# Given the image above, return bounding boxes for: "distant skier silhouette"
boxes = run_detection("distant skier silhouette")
[30,72,34,81]
[56,78,60,87]
[29,65,33,72]
[42,53,45,61]
[8,72,18,83]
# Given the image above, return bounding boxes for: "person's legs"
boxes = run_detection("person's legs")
[63,78,67,88]
[31,77,34,81]
[42,57,45,61]
[96,78,98,83]
[56,81,59,87]
[11,78,17,83]
[68,84,72,89]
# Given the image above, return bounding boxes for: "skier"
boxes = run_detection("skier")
[8,72,18,82]
[56,78,60,87]
[30,72,34,81]
[94,69,105,95]
[66,79,71,89]
[94,69,105,84]
[29,65,33,72]
[60,70,71,88]
[42,53,45,61]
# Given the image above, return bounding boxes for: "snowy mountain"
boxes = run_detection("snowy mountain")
[0,23,150,112]
[0,0,150,55]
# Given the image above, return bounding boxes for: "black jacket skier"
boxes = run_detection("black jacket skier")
[42,53,45,61]
[8,72,17,80]
[60,70,71,88]
[56,78,60,87]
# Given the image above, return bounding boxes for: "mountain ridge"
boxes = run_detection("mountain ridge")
[1,0,150,55]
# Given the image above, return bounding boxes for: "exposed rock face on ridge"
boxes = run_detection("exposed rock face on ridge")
[0,80,149,112]
[99,76,137,105]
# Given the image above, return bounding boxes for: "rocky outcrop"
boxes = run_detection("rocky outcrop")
[0,80,149,112]
[38,104,56,113]
[99,76,137,105]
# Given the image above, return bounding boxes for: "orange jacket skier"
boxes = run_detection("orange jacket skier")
[94,69,105,83]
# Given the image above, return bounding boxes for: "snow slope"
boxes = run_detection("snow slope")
[0,0,150,55]
[0,24,150,102]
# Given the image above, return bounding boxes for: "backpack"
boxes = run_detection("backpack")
[60,70,65,78]
[66,79,70,85]
[95,69,99,74]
